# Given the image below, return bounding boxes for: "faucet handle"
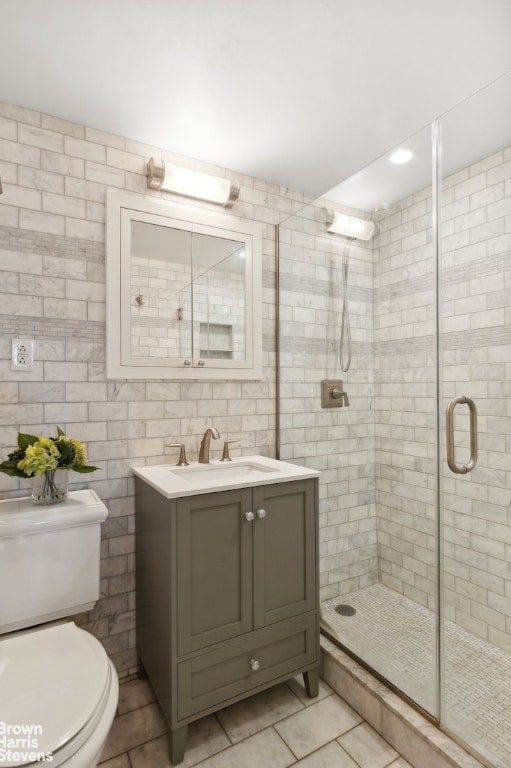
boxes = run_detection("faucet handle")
[220,440,238,462]
[166,443,189,466]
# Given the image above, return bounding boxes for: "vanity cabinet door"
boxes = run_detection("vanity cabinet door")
[252,480,316,629]
[176,488,253,655]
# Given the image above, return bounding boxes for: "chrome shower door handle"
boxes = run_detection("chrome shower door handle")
[446,395,478,474]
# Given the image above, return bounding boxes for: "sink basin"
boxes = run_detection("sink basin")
[170,460,274,484]
[132,455,320,499]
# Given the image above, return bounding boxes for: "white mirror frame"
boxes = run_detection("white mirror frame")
[106,189,262,380]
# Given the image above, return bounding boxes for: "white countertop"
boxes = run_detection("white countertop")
[132,455,320,499]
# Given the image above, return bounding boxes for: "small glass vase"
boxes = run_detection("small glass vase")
[30,469,69,505]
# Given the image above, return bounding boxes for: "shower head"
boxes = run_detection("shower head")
[325,209,375,240]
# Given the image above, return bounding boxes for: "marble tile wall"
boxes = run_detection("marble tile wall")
[0,99,308,675]
[372,186,437,610]
[278,203,378,601]
[373,145,511,649]
[2,96,508,673]
[440,146,511,650]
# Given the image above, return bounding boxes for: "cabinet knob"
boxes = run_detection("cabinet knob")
[198,359,205,366]
[250,658,261,672]
[184,359,192,366]
[245,511,255,522]
[256,508,267,519]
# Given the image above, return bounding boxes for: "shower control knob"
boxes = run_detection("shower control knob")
[245,511,255,522]
[250,658,260,672]
[331,387,343,399]
[256,508,267,519]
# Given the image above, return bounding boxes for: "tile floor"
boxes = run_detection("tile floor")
[322,583,511,768]
[99,673,412,768]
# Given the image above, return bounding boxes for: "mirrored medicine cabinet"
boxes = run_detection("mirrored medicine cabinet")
[106,190,262,380]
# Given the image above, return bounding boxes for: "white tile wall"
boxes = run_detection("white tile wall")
[278,204,378,601]
[440,147,511,650]
[0,100,303,676]
[1,95,509,672]
[281,142,511,652]
[373,145,511,648]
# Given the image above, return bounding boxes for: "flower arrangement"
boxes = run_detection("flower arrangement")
[0,427,99,503]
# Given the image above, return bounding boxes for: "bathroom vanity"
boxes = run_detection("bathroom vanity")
[133,456,320,764]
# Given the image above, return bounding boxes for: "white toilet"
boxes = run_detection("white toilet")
[0,489,119,768]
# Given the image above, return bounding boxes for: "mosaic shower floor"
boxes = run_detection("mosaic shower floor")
[322,583,511,768]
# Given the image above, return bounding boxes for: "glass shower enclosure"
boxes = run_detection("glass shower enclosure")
[277,73,511,768]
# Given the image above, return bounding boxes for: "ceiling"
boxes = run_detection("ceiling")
[327,71,511,212]
[1,0,510,204]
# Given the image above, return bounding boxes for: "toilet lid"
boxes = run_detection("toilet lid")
[0,622,110,767]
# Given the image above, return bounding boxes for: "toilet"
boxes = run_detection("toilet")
[0,489,119,768]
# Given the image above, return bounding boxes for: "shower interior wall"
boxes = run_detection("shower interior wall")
[280,141,511,651]
[278,205,378,600]
[374,143,511,651]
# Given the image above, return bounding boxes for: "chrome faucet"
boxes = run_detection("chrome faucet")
[198,427,220,464]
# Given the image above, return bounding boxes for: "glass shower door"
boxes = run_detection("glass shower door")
[439,73,511,768]
[277,121,441,719]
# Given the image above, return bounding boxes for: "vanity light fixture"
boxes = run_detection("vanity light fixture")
[389,148,413,165]
[325,210,375,241]
[146,158,240,208]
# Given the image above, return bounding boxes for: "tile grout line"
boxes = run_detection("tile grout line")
[268,724,300,765]
[101,679,404,768]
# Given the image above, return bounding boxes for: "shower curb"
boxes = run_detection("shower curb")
[320,636,487,768]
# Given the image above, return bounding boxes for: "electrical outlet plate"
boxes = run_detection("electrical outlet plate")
[11,338,34,371]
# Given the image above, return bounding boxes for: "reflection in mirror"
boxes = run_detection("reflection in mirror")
[129,225,247,362]
[192,234,246,361]
[130,221,192,360]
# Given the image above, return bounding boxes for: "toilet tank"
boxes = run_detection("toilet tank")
[0,489,108,634]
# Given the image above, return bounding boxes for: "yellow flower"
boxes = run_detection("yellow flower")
[37,437,61,459]
[59,435,87,466]
[18,441,59,477]
[70,438,87,465]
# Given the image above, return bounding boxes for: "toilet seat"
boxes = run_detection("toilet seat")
[0,622,114,768]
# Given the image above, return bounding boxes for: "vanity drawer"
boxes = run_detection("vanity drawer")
[177,613,316,719]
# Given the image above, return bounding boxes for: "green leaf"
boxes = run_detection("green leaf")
[57,426,65,437]
[57,460,74,470]
[57,441,73,462]
[72,464,101,473]
[0,460,28,478]
[17,433,38,450]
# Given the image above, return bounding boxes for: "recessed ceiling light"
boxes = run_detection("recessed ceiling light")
[389,149,413,165]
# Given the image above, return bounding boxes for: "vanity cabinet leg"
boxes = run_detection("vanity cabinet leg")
[303,668,319,698]
[169,725,188,765]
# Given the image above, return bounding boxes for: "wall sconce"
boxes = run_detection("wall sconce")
[325,209,375,240]
[146,158,239,208]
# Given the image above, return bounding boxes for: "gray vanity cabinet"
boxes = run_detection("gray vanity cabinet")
[176,488,253,654]
[252,480,316,628]
[135,476,319,765]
